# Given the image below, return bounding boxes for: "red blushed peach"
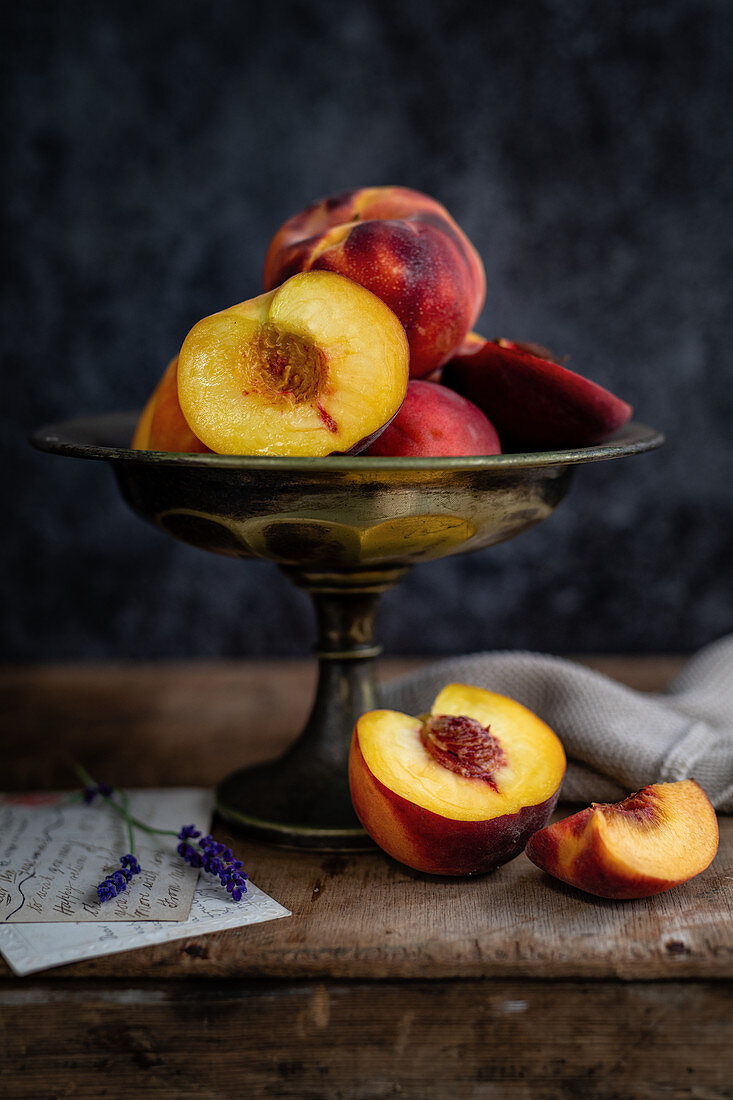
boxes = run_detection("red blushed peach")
[349,684,566,876]
[525,780,719,899]
[263,187,486,378]
[132,357,212,453]
[177,270,409,456]
[363,380,501,457]
[442,336,633,451]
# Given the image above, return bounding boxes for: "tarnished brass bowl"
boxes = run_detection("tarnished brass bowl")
[33,413,663,848]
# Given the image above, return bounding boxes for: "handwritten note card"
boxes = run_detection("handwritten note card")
[0,789,213,923]
[0,878,291,976]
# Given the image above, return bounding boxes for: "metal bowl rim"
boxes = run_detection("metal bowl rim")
[31,412,664,472]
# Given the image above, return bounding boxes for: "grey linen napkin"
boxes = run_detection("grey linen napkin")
[380,634,733,811]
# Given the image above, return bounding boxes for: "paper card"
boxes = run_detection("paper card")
[0,789,213,923]
[0,878,291,976]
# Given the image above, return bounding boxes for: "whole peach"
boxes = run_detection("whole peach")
[364,380,501,457]
[263,187,486,378]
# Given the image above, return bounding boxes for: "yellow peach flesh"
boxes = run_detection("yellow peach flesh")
[563,781,718,883]
[356,684,565,821]
[177,271,408,456]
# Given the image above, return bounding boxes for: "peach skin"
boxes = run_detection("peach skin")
[363,380,501,457]
[263,187,486,378]
[525,780,719,899]
[442,335,632,451]
[349,683,566,876]
[176,271,409,456]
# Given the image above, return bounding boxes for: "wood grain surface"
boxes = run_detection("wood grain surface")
[2,980,731,1100]
[1,656,731,1097]
[1,656,730,983]
[1,814,726,982]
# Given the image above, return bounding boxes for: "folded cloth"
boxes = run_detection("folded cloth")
[381,634,733,811]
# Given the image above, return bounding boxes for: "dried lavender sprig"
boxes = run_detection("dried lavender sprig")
[96,853,142,902]
[177,828,248,901]
[83,782,113,804]
[74,764,180,840]
[77,766,140,899]
[76,766,248,904]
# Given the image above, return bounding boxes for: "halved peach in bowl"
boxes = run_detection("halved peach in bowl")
[349,683,566,875]
[525,779,719,899]
[176,270,409,457]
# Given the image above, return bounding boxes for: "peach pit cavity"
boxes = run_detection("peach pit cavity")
[246,322,325,403]
[421,714,506,790]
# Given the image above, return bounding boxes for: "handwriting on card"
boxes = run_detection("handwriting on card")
[0,789,213,922]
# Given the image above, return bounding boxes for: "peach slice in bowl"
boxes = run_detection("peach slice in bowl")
[349,683,566,875]
[442,335,633,451]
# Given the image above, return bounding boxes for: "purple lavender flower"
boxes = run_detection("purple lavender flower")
[177,842,203,867]
[96,853,142,903]
[83,782,113,805]
[177,825,204,868]
[96,879,117,902]
[177,830,247,901]
[79,771,246,906]
[120,853,141,878]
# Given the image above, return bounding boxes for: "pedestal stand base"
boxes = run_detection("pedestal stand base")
[216,756,375,850]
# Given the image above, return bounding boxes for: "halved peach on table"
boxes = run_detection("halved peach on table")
[176,270,409,456]
[442,335,633,451]
[349,684,566,876]
[525,780,719,899]
[263,187,486,378]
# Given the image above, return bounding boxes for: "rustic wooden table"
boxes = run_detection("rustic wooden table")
[1,657,731,1099]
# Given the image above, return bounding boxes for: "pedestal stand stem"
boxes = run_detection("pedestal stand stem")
[216,566,409,849]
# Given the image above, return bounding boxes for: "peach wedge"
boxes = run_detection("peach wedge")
[349,684,566,876]
[176,270,409,456]
[442,335,632,451]
[525,780,719,899]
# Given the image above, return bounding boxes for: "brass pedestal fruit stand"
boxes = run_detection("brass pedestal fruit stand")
[34,413,663,849]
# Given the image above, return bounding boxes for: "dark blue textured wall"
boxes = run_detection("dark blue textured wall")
[4,0,733,660]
